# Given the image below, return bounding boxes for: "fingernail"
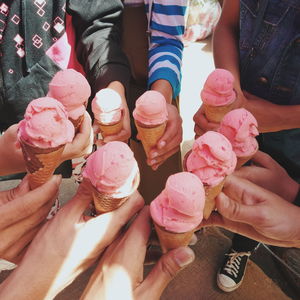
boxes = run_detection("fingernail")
[174,247,195,267]
[150,159,156,165]
[158,141,166,149]
[150,152,158,159]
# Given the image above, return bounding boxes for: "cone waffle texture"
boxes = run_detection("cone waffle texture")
[203,179,225,219]
[204,101,236,123]
[91,172,140,214]
[92,190,129,214]
[154,223,194,253]
[70,114,84,133]
[97,118,123,138]
[135,120,166,157]
[20,139,65,190]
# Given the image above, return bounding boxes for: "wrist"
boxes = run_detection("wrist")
[150,79,173,104]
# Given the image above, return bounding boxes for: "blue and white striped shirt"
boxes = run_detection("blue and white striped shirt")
[125,0,187,98]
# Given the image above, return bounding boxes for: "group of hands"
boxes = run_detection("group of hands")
[1,88,300,298]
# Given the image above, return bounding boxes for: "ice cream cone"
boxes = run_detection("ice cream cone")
[154,223,194,253]
[204,100,236,123]
[183,150,225,219]
[92,189,129,214]
[203,179,225,219]
[91,171,140,214]
[135,120,166,157]
[20,138,65,190]
[69,114,84,133]
[97,116,123,138]
[236,154,254,170]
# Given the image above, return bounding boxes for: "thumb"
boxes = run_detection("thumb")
[137,247,195,300]
[216,192,260,225]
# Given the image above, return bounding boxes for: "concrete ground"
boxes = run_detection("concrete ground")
[1,38,299,299]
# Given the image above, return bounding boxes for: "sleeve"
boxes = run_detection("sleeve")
[146,0,187,98]
[67,0,131,94]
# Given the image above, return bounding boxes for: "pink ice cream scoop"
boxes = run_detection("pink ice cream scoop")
[186,131,237,186]
[18,97,75,148]
[47,69,91,120]
[218,108,259,157]
[201,69,236,106]
[83,141,139,196]
[133,90,168,126]
[150,172,205,233]
[92,88,123,124]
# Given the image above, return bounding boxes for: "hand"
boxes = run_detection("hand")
[0,124,26,175]
[147,103,183,170]
[202,175,300,247]
[94,81,131,146]
[234,151,299,202]
[193,105,219,138]
[62,111,94,161]
[81,207,195,300]
[0,182,144,300]
[0,175,60,264]
[93,100,131,146]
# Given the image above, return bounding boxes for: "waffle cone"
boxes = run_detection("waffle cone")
[203,179,225,219]
[91,171,140,214]
[96,118,123,138]
[69,114,84,133]
[19,139,65,190]
[154,223,194,253]
[135,120,166,157]
[236,154,255,170]
[204,100,236,123]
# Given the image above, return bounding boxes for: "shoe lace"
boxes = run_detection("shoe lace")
[223,251,251,278]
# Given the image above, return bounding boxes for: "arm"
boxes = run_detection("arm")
[213,0,300,132]
[68,0,130,95]
[147,1,187,100]
[146,1,187,169]
[68,0,131,142]
[213,0,242,95]
[193,0,242,136]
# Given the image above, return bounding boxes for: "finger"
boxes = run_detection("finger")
[0,199,54,253]
[104,207,151,281]
[0,175,30,204]
[222,175,266,205]
[64,111,93,159]
[250,150,276,169]
[84,190,145,245]
[200,212,293,247]
[2,224,42,262]
[135,247,195,300]
[215,192,265,225]
[0,175,61,229]
[60,178,94,218]
[148,146,180,169]
[194,124,205,137]
[103,129,131,143]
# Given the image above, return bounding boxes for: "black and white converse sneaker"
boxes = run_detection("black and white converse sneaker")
[217,249,251,292]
